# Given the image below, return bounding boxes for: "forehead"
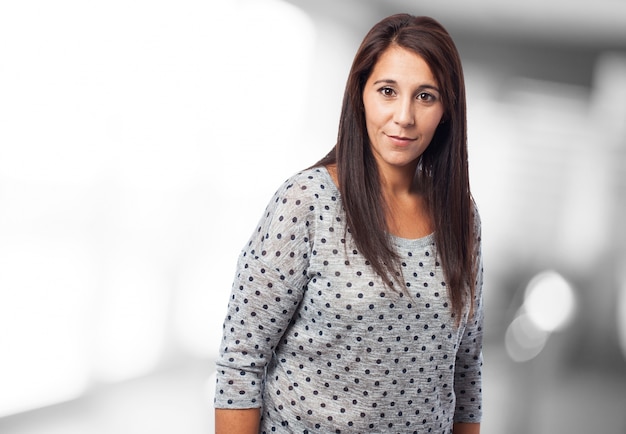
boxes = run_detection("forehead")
[368,45,437,85]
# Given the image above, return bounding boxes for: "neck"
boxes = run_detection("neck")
[378,162,419,198]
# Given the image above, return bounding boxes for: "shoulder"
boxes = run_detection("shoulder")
[287,167,331,189]
[259,167,333,221]
[271,167,334,202]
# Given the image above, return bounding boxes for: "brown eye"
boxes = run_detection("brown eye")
[379,87,395,97]
[417,92,435,102]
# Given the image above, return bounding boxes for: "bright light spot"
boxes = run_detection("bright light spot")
[205,0,318,195]
[505,313,549,362]
[0,0,317,418]
[524,270,576,332]
[173,0,317,359]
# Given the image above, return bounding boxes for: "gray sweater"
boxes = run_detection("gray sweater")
[215,167,484,433]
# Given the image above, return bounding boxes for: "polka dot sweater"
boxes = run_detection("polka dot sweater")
[215,167,484,433]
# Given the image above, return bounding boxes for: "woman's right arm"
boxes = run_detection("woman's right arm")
[214,176,315,428]
[215,408,260,434]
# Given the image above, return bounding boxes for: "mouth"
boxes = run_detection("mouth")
[386,134,417,144]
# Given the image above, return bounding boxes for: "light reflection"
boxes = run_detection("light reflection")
[505,270,576,362]
[505,313,548,363]
[524,270,576,332]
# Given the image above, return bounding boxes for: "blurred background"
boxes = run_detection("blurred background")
[0,0,625,432]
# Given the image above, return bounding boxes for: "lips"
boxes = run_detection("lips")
[386,133,417,145]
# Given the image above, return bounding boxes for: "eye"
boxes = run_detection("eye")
[417,92,436,102]
[378,86,396,97]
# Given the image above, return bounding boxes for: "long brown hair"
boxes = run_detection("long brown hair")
[315,14,476,322]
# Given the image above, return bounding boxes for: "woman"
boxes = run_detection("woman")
[215,14,483,434]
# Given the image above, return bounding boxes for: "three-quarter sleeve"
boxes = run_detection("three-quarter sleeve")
[214,177,314,409]
[453,209,485,423]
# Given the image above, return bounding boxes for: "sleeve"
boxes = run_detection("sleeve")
[214,177,314,409]
[453,208,484,423]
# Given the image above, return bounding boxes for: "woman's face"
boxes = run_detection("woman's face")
[362,45,445,174]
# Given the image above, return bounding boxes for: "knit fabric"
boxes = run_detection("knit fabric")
[215,167,484,433]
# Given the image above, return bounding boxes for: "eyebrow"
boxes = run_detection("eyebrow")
[372,79,440,93]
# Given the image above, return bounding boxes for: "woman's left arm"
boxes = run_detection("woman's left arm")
[453,209,485,425]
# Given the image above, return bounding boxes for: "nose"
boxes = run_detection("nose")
[393,97,415,127]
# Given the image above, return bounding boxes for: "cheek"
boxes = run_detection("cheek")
[364,117,378,146]
[419,121,439,141]
[363,107,385,138]
[423,111,445,135]
[363,104,379,128]
[362,94,389,128]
